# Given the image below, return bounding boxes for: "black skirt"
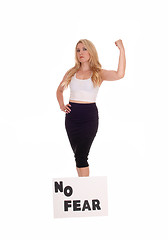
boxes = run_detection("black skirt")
[65,101,99,168]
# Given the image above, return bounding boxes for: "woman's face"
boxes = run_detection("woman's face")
[76,43,90,63]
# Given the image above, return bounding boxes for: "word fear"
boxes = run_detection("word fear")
[64,199,101,211]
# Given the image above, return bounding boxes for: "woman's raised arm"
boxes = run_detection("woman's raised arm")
[101,39,126,81]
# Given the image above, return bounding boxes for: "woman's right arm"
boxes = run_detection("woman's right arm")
[56,72,71,114]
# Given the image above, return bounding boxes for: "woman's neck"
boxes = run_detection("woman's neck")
[79,62,91,72]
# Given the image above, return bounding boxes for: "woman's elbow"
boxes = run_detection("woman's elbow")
[119,72,125,79]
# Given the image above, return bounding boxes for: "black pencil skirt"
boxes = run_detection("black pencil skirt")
[65,101,99,168]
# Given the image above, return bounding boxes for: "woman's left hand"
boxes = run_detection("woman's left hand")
[115,39,124,50]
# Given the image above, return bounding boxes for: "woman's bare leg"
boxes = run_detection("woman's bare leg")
[76,166,89,177]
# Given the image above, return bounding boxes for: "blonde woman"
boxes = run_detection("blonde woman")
[56,39,126,177]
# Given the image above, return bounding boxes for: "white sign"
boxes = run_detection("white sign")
[52,176,108,218]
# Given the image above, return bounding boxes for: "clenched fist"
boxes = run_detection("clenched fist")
[115,39,124,50]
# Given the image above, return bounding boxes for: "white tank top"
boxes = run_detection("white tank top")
[69,72,99,102]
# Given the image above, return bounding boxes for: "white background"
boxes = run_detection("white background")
[0,0,168,239]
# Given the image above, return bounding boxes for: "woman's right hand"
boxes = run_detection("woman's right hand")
[60,103,71,114]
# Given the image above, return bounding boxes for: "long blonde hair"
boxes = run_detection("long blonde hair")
[61,39,102,89]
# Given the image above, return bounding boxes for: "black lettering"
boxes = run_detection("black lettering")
[92,199,101,210]
[64,201,71,211]
[73,200,81,211]
[82,200,91,211]
[54,181,63,193]
[64,186,73,197]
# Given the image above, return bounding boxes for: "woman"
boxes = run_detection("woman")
[56,39,126,177]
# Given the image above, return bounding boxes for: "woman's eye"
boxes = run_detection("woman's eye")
[77,48,87,52]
